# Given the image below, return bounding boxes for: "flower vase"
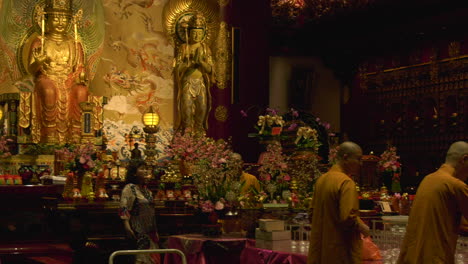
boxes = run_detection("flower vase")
[208,210,219,225]
[382,171,393,192]
[202,210,222,237]
[179,160,193,177]
[391,181,402,193]
[80,172,94,200]
[18,165,34,185]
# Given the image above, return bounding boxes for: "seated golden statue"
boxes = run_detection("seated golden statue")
[174,14,214,134]
[27,0,88,144]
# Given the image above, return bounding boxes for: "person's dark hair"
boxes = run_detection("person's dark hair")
[125,159,146,184]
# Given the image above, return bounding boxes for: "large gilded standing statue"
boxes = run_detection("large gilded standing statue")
[174,14,214,134]
[28,0,88,144]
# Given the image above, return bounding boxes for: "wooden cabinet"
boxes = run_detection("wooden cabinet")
[358,155,380,189]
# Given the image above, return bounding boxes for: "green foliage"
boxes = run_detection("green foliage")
[23,143,61,155]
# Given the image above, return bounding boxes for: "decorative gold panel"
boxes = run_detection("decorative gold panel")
[214,21,230,90]
[214,105,228,122]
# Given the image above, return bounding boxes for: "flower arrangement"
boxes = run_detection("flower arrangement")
[258,141,291,203]
[191,142,245,213]
[378,145,402,192]
[294,126,321,151]
[288,153,320,208]
[165,132,243,212]
[378,146,402,173]
[56,143,101,175]
[255,108,285,136]
[165,132,219,163]
[282,110,334,163]
[328,145,340,165]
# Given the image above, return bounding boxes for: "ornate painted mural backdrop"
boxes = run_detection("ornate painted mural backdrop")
[0,0,175,155]
[95,0,174,155]
[103,118,173,161]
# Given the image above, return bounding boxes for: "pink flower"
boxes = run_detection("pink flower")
[79,156,86,164]
[201,200,214,213]
[283,174,291,181]
[291,108,299,118]
[240,110,248,117]
[86,160,95,168]
[287,123,298,131]
[266,108,278,115]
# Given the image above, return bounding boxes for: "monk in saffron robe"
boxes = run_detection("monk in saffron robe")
[231,153,260,194]
[240,171,260,194]
[397,141,468,264]
[308,141,370,264]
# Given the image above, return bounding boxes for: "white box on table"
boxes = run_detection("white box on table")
[255,239,292,250]
[258,219,285,231]
[255,228,291,241]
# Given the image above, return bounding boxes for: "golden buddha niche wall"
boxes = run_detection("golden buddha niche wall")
[0,0,232,158]
[357,41,468,185]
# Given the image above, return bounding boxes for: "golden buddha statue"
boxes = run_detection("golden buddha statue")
[174,14,214,134]
[27,0,88,144]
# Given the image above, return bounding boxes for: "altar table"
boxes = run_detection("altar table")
[163,234,247,264]
[164,234,383,264]
[240,240,309,264]
[240,240,383,264]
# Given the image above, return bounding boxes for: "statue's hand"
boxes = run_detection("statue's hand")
[33,47,47,64]
[192,48,200,65]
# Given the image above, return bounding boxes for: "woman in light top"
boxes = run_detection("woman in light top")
[119,160,160,264]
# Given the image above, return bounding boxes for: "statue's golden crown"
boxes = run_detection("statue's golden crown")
[45,0,72,15]
[188,14,205,30]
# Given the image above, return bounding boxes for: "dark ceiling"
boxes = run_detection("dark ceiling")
[270,0,468,81]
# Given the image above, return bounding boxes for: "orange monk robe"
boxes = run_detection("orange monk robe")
[240,172,260,194]
[397,164,468,264]
[308,165,363,264]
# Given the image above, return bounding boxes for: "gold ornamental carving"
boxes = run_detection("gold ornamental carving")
[214,105,228,122]
[19,92,31,129]
[90,96,104,131]
[430,47,439,82]
[162,0,219,46]
[358,63,368,90]
[214,21,230,90]
[448,41,461,58]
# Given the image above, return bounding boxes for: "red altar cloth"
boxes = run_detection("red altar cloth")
[240,240,383,264]
[163,234,247,264]
[165,235,383,264]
